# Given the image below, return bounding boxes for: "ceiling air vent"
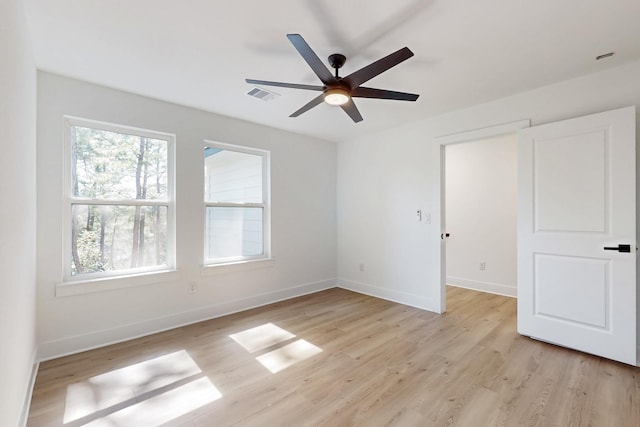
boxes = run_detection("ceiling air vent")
[246,87,280,101]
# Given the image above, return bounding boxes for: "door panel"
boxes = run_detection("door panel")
[534,130,607,232]
[518,106,636,366]
[534,254,608,328]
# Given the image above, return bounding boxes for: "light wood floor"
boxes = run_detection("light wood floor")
[28,287,640,426]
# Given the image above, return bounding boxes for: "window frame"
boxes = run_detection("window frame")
[203,140,271,266]
[62,116,177,283]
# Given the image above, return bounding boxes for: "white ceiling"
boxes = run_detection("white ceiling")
[24,0,640,142]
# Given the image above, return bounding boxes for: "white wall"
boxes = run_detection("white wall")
[337,59,640,313]
[0,0,38,425]
[445,134,517,297]
[37,72,337,359]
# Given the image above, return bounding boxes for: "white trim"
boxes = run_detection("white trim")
[62,116,177,284]
[436,119,531,145]
[205,202,264,208]
[437,119,531,313]
[337,278,438,312]
[201,257,275,276]
[39,278,336,361]
[203,140,270,157]
[64,115,176,141]
[446,277,517,298]
[17,349,39,427]
[61,263,175,284]
[70,199,169,206]
[439,144,447,313]
[56,269,181,297]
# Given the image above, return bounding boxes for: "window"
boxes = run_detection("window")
[64,117,175,281]
[204,142,270,265]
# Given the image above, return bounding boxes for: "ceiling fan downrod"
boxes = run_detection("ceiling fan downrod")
[328,54,346,79]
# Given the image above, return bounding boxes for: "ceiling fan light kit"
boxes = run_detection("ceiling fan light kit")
[246,34,419,123]
[324,87,350,105]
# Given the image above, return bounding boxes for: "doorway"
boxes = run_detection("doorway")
[437,120,530,313]
[445,133,518,300]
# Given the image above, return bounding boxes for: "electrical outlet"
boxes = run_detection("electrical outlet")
[188,282,198,294]
[479,262,486,271]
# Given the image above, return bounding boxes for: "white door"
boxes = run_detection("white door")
[518,106,637,366]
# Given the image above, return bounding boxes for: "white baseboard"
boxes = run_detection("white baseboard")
[337,278,438,312]
[38,278,336,361]
[446,276,516,298]
[18,349,39,427]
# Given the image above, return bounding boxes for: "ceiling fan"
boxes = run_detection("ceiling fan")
[246,34,419,123]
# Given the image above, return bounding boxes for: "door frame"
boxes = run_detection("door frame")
[436,119,531,313]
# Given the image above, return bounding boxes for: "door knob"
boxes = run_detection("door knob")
[441,233,450,240]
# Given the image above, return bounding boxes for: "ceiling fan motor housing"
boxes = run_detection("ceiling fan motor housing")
[328,53,346,70]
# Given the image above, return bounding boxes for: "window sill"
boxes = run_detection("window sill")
[56,269,181,297]
[201,258,275,276]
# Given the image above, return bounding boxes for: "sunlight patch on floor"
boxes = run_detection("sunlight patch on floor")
[63,350,216,425]
[255,339,323,373]
[81,377,221,426]
[229,322,296,353]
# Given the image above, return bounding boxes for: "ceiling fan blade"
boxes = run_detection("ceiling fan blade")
[246,79,324,91]
[343,47,414,88]
[290,94,325,117]
[340,99,363,123]
[351,86,419,101]
[286,34,337,85]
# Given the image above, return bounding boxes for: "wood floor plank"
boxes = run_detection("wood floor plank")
[27,287,640,426]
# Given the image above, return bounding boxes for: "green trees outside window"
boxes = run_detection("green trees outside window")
[69,122,172,277]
